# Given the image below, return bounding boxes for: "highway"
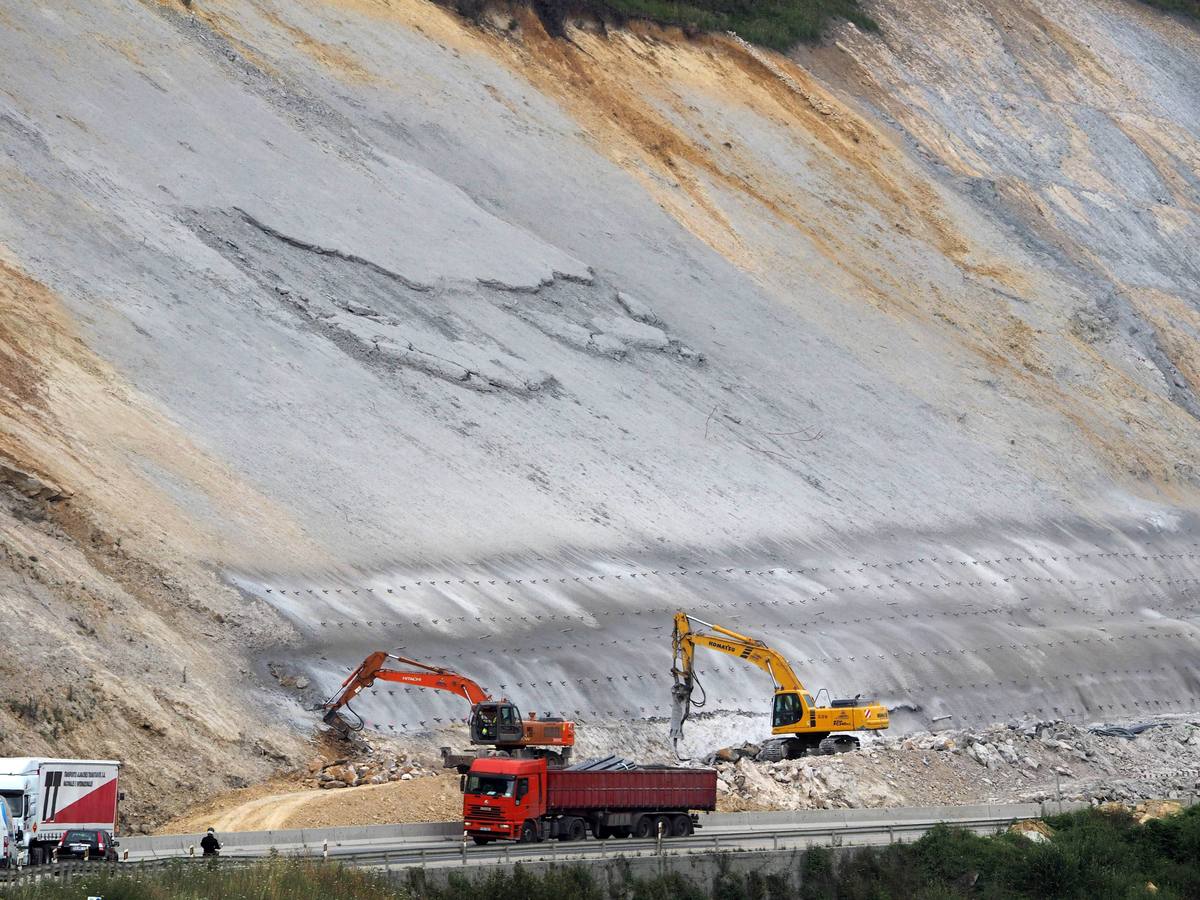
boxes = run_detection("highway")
[119,803,1056,868]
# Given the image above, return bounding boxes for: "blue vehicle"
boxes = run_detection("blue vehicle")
[0,794,15,869]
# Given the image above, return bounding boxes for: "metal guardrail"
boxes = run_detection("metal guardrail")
[0,813,1028,887]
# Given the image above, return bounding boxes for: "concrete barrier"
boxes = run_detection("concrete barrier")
[397,847,824,892]
[121,820,462,856]
[702,802,1041,830]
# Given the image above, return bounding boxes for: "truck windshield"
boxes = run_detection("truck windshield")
[0,792,22,818]
[465,774,515,798]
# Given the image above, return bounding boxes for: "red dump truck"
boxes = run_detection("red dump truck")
[461,757,716,844]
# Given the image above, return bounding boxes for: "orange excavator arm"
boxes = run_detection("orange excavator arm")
[321,650,492,730]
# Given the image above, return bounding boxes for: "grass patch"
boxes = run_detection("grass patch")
[6,859,404,900]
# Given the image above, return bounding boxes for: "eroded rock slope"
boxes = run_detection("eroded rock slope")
[0,0,1197,825]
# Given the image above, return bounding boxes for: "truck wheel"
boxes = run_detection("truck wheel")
[670,815,693,837]
[519,821,539,843]
[563,818,587,842]
[633,816,655,839]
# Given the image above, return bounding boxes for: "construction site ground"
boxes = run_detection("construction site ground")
[156,716,1200,833]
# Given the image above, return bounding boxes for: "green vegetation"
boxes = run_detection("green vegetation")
[5,859,401,900]
[1138,0,1200,17]
[9,807,1200,898]
[593,0,876,50]
[797,805,1200,898]
[448,0,876,50]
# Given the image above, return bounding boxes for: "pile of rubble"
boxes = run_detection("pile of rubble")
[309,754,433,789]
[710,717,1200,812]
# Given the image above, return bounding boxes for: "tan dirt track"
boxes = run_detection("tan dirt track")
[160,774,462,833]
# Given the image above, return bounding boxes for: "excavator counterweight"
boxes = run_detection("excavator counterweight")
[670,612,888,760]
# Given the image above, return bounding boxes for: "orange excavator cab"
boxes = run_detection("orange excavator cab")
[469,701,574,748]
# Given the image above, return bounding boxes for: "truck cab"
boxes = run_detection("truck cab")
[461,757,543,843]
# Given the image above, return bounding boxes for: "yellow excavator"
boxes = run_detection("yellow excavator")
[669,612,889,760]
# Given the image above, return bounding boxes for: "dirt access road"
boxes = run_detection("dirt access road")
[161,774,461,833]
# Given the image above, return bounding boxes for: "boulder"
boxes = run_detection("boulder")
[1009,820,1053,843]
[967,742,999,769]
[1133,800,1183,823]
[996,741,1019,765]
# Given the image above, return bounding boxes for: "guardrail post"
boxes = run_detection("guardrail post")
[188,845,195,858]
[461,830,467,866]
[656,819,664,856]
[322,840,328,861]
[123,849,129,862]
[773,832,779,851]
[889,825,895,844]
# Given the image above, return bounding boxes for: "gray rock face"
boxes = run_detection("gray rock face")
[0,0,1197,776]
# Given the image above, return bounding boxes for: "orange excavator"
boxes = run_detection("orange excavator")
[321,651,576,770]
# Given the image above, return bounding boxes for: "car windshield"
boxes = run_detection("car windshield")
[465,774,515,798]
[64,831,96,843]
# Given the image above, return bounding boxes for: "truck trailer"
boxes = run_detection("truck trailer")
[0,758,121,865]
[461,757,716,844]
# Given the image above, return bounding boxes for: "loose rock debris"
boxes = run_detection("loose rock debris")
[709,718,1200,812]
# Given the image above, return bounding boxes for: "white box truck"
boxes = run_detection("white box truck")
[0,758,121,865]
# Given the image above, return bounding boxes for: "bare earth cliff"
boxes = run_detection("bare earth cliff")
[0,0,1197,826]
